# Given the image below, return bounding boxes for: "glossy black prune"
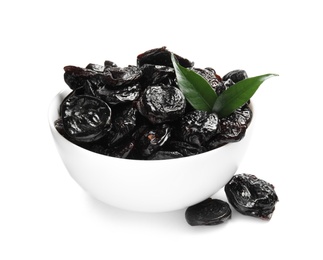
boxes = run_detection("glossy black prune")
[225,174,279,220]
[64,65,142,90]
[222,70,248,83]
[106,141,135,159]
[185,198,231,226]
[103,65,142,87]
[165,140,206,157]
[134,124,171,158]
[140,64,176,87]
[178,110,218,147]
[208,105,252,149]
[95,83,141,105]
[104,104,137,146]
[61,95,112,142]
[193,67,224,94]
[137,46,194,68]
[136,84,186,124]
[148,150,183,160]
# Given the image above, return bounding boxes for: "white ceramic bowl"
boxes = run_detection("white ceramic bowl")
[49,89,253,212]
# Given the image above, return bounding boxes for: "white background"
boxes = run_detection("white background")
[1,0,322,259]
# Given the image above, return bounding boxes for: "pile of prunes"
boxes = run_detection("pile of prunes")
[55,47,252,160]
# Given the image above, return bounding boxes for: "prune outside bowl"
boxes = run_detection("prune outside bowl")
[48,89,254,213]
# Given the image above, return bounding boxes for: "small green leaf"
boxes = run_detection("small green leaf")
[212,73,278,118]
[171,53,217,112]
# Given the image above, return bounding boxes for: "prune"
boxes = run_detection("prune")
[136,84,186,124]
[222,70,248,83]
[106,141,135,159]
[178,110,218,147]
[137,46,194,68]
[95,83,141,105]
[104,104,137,146]
[165,140,206,157]
[104,60,117,68]
[192,67,224,95]
[64,65,142,90]
[140,64,176,87]
[61,95,112,142]
[103,65,142,87]
[185,198,231,226]
[134,124,171,158]
[225,174,278,219]
[148,150,183,160]
[208,105,252,149]
[64,66,95,90]
[86,63,105,72]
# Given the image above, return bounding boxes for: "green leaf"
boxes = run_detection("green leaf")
[171,53,217,112]
[212,73,278,118]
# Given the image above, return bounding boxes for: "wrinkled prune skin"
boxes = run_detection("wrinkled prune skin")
[185,198,231,226]
[140,64,176,87]
[165,140,206,157]
[134,124,171,158]
[148,150,183,160]
[222,70,248,83]
[137,46,194,68]
[193,67,224,94]
[103,104,137,146]
[61,95,112,142]
[208,105,252,149]
[103,65,142,87]
[86,63,105,72]
[178,110,218,147]
[95,83,141,105]
[225,174,278,220]
[106,141,135,159]
[136,84,186,124]
[64,65,142,90]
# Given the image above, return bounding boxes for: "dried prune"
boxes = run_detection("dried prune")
[61,95,112,142]
[95,83,141,105]
[86,63,105,72]
[222,69,248,83]
[148,150,183,160]
[178,110,218,147]
[185,198,231,226]
[134,124,171,158]
[137,46,194,68]
[64,64,142,90]
[103,65,142,87]
[225,174,278,219]
[208,105,252,149]
[106,141,135,159]
[165,140,206,157]
[104,104,137,146]
[136,84,186,124]
[193,67,224,95]
[140,64,176,87]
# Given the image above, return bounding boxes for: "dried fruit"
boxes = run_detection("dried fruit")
[136,84,186,124]
[61,95,112,143]
[208,105,252,149]
[225,174,279,219]
[178,110,218,147]
[56,47,262,160]
[185,198,231,226]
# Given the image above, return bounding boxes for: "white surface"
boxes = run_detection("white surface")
[1,0,322,259]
